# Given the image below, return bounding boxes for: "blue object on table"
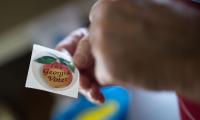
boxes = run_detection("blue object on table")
[53,86,132,120]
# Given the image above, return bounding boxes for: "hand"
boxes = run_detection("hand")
[56,28,105,104]
[89,0,200,102]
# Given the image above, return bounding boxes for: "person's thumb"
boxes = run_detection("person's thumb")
[73,36,94,70]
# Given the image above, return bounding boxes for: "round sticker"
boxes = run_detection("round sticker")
[32,52,78,91]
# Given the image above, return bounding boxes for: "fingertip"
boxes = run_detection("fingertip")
[98,92,105,104]
[90,84,105,104]
[79,85,105,105]
[55,42,76,55]
[93,93,105,105]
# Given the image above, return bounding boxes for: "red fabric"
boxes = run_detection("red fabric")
[179,96,200,120]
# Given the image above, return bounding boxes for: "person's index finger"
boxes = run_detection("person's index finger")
[56,36,80,55]
[90,84,105,104]
[55,28,88,55]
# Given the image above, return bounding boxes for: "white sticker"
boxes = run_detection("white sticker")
[25,44,79,98]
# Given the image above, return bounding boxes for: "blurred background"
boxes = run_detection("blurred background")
[0,0,95,120]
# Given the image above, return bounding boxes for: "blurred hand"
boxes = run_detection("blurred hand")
[89,0,200,102]
[56,0,200,103]
[56,28,104,104]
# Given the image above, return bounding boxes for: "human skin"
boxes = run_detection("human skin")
[57,0,200,103]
